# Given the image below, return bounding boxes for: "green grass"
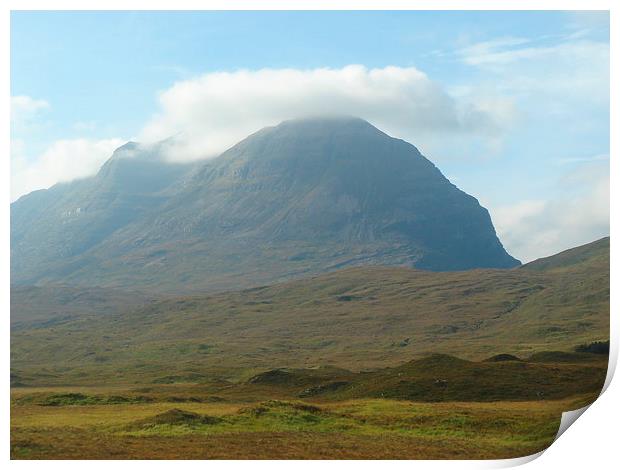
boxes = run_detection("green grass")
[12,391,591,459]
[10,351,607,458]
[116,398,563,444]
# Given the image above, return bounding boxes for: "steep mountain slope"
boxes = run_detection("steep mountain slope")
[11,117,518,292]
[11,142,199,284]
[11,238,607,386]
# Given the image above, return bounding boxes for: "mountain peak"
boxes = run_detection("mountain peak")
[277,115,378,129]
[110,141,141,159]
[218,115,418,171]
[267,116,391,141]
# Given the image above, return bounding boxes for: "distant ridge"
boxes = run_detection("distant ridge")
[522,236,609,272]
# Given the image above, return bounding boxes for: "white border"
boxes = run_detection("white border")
[2,1,616,468]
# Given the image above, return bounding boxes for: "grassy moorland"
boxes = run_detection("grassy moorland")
[10,237,609,459]
[10,396,592,459]
[11,238,609,386]
[10,352,608,459]
[10,362,605,459]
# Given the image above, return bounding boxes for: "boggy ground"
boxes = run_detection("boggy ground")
[10,352,608,460]
[11,395,594,459]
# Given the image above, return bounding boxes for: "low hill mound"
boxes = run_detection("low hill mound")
[289,354,607,402]
[484,354,522,362]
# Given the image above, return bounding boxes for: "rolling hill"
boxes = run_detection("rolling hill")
[10,237,608,386]
[246,353,607,402]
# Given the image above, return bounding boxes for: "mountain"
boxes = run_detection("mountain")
[11,237,607,386]
[11,117,519,292]
[10,141,199,286]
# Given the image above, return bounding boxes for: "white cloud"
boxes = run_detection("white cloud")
[450,30,608,262]
[456,36,609,106]
[10,95,126,201]
[457,37,534,65]
[139,65,515,162]
[9,66,517,200]
[457,32,609,261]
[11,138,124,201]
[11,95,50,131]
[556,153,609,165]
[491,161,609,262]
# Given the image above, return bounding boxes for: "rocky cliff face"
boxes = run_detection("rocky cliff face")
[11,117,519,293]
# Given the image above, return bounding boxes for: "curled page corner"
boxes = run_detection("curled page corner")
[551,339,617,445]
[499,346,615,468]
[489,403,596,469]
[601,341,618,394]
[493,450,545,468]
[554,405,591,442]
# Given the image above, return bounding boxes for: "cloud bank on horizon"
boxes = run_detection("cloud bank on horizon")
[10,11,609,262]
[490,159,609,262]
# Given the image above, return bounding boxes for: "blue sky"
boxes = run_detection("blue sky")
[10,10,610,261]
